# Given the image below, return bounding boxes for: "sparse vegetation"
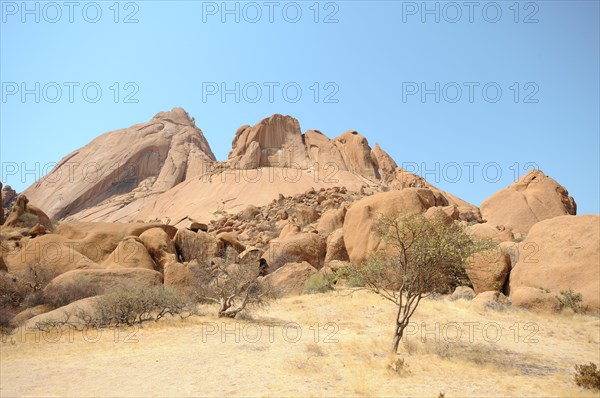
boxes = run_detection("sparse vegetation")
[194,261,274,318]
[304,273,334,294]
[574,362,600,390]
[556,289,587,313]
[341,212,492,353]
[92,285,192,327]
[16,212,39,228]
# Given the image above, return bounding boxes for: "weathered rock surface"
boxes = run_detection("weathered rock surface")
[508,215,599,311]
[480,170,576,234]
[23,108,216,221]
[261,261,318,296]
[3,195,53,231]
[43,268,163,298]
[174,229,223,264]
[101,236,156,270]
[138,228,178,269]
[263,233,326,272]
[324,229,349,264]
[465,251,511,293]
[343,189,437,265]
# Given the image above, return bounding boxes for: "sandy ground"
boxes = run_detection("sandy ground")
[1,290,599,397]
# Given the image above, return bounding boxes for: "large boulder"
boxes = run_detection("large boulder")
[164,260,205,297]
[316,207,347,235]
[263,233,327,272]
[424,205,459,225]
[101,236,157,270]
[342,189,437,265]
[292,204,320,225]
[23,296,100,330]
[480,170,576,234]
[508,215,599,311]
[324,229,349,264]
[5,234,99,281]
[43,268,163,301]
[467,223,515,245]
[510,286,559,312]
[53,222,172,263]
[2,195,53,231]
[174,229,224,264]
[465,251,510,293]
[216,232,246,253]
[261,261,318,296]
[138,228,178,269]
[470,291,511,312]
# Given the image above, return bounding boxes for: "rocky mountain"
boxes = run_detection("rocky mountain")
[20,108,483,226]
[23,108,216,221]
[2,107,597,329]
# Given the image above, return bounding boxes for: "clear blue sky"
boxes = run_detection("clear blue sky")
[1,1,599,214]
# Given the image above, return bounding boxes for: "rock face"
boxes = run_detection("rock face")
[465,251,511,293]
[508,215,599,311]
[229,114,307,168]
[470,291,511,311]
[15,110,484,228]
[3,195,53,231]
[263,233,327,272]
[467,223,514,245]
[138,228,178,270]
[43,268,163,301]
[480,170,576,234]
[371,144,398,183]
[324,229,349,264]
[101,236,157,270]
[343,189,437,265]
[261,261,318,296]
[2,184,17,208]
[22,108,216,221]
[174,229,223,264]
[228,115,381,181]
[5,233,99,279]
[510,286,558,312]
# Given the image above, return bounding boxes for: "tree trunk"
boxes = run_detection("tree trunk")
[391,322,406,353]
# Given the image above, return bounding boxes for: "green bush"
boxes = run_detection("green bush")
[304,273,334,294]
[556,289,587,313]
[93,285,191,327]
[574,362,600,390]
[17,213,39,228]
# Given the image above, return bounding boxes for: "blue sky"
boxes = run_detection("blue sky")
[1,0,599,214]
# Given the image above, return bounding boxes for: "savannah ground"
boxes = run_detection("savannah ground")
[1,289,599,398]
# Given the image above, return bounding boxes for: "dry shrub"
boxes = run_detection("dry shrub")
[93,284,192,327]
[574,362,600,390]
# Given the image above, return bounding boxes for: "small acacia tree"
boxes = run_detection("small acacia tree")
[343,212,491,353]
[195,260,274,318]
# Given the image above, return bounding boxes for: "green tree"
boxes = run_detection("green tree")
[343,212,491,353]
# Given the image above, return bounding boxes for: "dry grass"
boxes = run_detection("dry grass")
[1,289,599,397]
